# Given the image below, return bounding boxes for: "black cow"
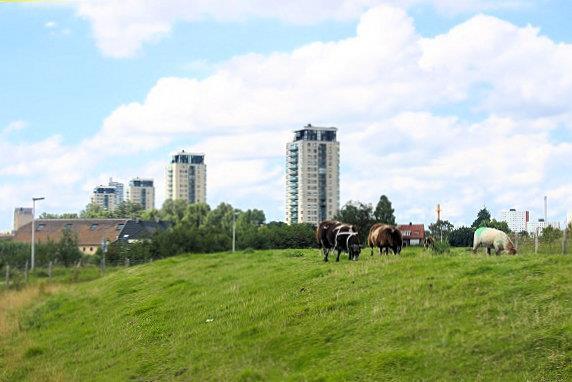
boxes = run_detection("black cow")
[316,220,361,262]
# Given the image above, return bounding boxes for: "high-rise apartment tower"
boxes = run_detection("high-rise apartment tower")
[91,186,117,211]
[285,124,340,225]
[166,151,206,204]
[108,178,124,205]
[128,178,155,210]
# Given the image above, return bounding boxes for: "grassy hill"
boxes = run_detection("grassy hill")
[1,248,571,381]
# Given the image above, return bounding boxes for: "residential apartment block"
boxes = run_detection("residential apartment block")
[499,209,530,233]
[286,124,340,225]
[128,178,155,210]
[108,178,124,205]
[91,186,118,211]
[166,151,206,204]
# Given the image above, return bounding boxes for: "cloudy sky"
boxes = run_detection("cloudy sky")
[1,0,572,231]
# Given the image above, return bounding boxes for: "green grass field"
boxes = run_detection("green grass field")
[1,248,571,381]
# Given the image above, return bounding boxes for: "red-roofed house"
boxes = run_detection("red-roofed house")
[397,223,425,246]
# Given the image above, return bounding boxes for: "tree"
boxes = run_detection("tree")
[56,228,82,266]
[448,226,474,247]
[334,201,374,243]
[374,195,395,225]
[541,226,562,243]
[487,219,511,233]
[471,208,491,228]
[429,220,454,241]
[182,203,211,228]
[39,212,79,219]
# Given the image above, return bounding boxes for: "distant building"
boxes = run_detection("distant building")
[108,178,124,205]
[13,219,170,255]
[128,178,155,210]
[285,124,340,225]
[13,207,33,232]
[528,219,560,235]
[397,223,425,246]
[91,186,118,211]
[166,150,206,204]
[500,209,530,233]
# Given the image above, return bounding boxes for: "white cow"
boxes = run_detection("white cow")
[472,227,517,255]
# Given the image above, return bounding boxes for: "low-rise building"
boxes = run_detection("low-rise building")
[397,223,425,246]
[527,219,560,235]
[13,219,170,255]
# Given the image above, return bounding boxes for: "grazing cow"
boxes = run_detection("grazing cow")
[472,227,517,255]
[424,236,435,249]
[316,220,361,262]
[368,224,403,255]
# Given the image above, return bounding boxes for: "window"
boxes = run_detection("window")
[36,224,46,231]
[90,247,93,251]
[90,224,98,231]
[64,223,73,230]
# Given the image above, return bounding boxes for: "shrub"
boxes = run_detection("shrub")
[432,241,451,254]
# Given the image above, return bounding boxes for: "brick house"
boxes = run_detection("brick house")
[397,223,426,246]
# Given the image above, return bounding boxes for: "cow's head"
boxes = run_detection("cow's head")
[349,241,361,261]
[507,243,517,255]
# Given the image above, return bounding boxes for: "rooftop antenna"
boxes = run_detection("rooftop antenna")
[436,203,441,222]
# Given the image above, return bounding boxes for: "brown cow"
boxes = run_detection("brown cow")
[368,223,402,255]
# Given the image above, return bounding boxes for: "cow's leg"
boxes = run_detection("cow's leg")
[370,245,374,256]
[336,249,341,262]
[323,247,329,262]
[486,246,491,255]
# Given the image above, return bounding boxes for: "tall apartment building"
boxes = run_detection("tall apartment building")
[91,186,117,211]
[166,150,206,204]
[285,124,340,225]
[127,178,155,210]
[108,178,124,205]
[13,207,33,232]
[499,209,529,233]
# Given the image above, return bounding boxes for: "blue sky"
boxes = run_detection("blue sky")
[1,0,572,231]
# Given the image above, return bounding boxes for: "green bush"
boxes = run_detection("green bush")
[432,241,451,254]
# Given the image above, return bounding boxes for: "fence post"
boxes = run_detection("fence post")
[100,252,106,275]
[48,261,52,281]
[534,233,539,254]
[514,234,519,251]
[5,265,9,288]
[562,228,567,255]
[24,260,29,284]
[125,258,130,267]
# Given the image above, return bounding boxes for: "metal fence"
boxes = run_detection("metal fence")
[512,228,571,255]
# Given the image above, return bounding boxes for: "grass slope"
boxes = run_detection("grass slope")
[1,248,571,381]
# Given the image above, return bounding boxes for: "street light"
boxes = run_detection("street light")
[31,197,45,271]
[232,209,237,253]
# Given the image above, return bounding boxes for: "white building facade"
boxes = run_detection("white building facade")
[499,209,529,233]
[285,125,340,225]
[166,151,207,204]
[128,178,155,210]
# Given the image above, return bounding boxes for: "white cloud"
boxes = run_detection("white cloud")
[74,0,534,58]
[3,120,27,134]
[44,21,57,29]
[2,4,571,230]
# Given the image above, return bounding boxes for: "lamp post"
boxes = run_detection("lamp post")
[31,197,45,271]
[232,210,237,253]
